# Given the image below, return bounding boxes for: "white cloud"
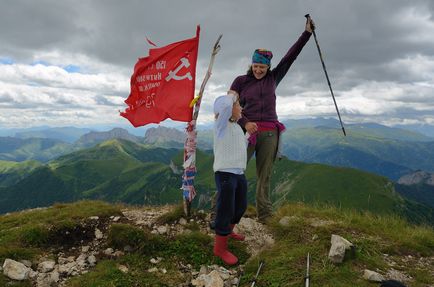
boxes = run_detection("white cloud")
[0,60,130,127]
[1,0,434,129]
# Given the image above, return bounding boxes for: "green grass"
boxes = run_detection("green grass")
[239,202,434,287]
[66,254,187,287]
[107,223,248,269]
[1,200,433,286]
[0,200,122,262]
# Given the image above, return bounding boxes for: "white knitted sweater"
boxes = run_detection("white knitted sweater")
[213,122,247,172]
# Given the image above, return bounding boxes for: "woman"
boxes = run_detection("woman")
[212,93,248,265]
[229,17,314,222]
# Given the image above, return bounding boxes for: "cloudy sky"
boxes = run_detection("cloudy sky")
[1,0,434,131]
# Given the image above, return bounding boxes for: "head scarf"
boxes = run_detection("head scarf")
[252,49,273,66]
[214,95,236,138]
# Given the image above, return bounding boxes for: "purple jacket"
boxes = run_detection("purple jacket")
[230,31,311,128]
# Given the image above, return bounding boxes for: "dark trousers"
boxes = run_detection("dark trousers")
[247,130,278,222]
[214,171,248,236]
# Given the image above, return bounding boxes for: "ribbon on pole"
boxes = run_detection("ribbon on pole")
[181,34,222,216]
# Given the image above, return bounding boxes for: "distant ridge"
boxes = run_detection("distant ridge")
[76,128,141,147]
[144,126,185,148]
[14,126,92,143]
[398,170,434,186]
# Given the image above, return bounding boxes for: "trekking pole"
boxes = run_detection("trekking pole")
[251,260,265,287]
[236,271,243,287]
[305,14,347,137]
[305,253,310,287]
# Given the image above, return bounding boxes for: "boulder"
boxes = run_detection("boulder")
[328,234,354,263]
[2,259,31,281]
[363,269,385,282]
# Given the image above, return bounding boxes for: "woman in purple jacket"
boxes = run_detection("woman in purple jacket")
[229,17,314,222]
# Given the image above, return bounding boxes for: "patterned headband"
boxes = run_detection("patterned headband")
[252,49,273,65]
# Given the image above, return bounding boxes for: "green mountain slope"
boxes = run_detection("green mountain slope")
[171,149,434,226]
[0,160,42,187]
[1,140,433,226]
[0,166,77,212]
[347,123,433,142]
[270,158,434,225]
[83,162,181,205]
[282,127,434,180]
[307,145,412,180]
[0,137,73,162]
[0,140,180,213]
[395,183,434,208]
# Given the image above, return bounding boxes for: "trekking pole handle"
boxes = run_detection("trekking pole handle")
[304,14,315,31]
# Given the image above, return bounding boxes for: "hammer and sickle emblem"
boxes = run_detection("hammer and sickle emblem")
[165,57,192,82]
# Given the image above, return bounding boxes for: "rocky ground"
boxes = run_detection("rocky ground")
[2,206,275,287]
[2,206,433,286]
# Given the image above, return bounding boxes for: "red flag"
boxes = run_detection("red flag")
[121,26,200,127]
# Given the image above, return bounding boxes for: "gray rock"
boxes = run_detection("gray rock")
[58,262,77,275]
[363,269,385,282]
[157,225,168,234]
[150,257,162,264]
[118,265,129,273]
[19,260,32,268]
[113,251,125,257]
[386,268,412,282]
[76,254,87,268]
[38,260,56,273]
[191,270,224,287]
[328,234,354,264]
[199,265,208,275]
[104,248,114,255]
[147,267,158,273]
[2,259,31,280]
[87,255,97,266]
[36,269,59,287]
[95,228,103,239]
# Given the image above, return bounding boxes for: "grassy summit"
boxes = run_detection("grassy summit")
[0,200,433,286]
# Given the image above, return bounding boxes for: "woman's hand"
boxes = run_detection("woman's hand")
[305,17,315,33]
[245,122,258,134]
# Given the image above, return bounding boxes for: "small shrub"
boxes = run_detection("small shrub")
[0,246,37,263]
[155,204,185,225]
[165,232,213,267]
[107,224,167,255]
[20,225,50,247]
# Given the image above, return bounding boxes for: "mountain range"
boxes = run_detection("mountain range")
[1,138,433,227]
[1,119,434,218]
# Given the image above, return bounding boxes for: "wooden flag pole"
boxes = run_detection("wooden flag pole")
[182,34,223,217]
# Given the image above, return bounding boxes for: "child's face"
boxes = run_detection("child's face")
[232,101,242,121]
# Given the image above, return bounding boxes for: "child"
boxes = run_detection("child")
[212,93,248,265]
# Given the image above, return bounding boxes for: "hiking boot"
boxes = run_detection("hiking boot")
[229,224,245,241]
[213,235,238,265]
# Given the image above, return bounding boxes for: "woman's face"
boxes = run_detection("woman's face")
[232,101,242,121]
[252,63,269,80]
